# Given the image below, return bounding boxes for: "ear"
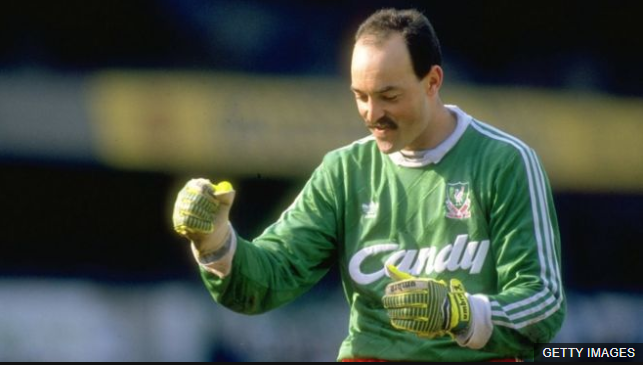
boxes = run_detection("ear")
[422,65,443,97]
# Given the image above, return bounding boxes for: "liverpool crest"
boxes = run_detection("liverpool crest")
[445,182,471,219]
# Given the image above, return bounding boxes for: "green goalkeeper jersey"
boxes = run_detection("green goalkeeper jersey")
[200,106,565,361]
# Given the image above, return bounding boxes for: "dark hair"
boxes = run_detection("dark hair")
[355,8,442,79]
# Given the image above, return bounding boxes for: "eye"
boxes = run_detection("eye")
[354,92,368,102]
[381,94,400,102]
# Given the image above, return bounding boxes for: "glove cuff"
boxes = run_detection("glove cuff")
[447,279,471,335]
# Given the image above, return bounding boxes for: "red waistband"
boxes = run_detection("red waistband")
[341,360,387,362]
[341,358,521,362]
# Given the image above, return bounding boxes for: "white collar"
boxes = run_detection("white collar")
[388,105,471,168]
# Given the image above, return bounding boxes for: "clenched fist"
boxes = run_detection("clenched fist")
[172,178,235,254]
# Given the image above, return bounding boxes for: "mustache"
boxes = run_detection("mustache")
[366,116,398,130]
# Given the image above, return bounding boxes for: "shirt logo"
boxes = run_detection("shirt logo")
[348,235,490,285]
[445,182,471,219]
[362,201,379,219]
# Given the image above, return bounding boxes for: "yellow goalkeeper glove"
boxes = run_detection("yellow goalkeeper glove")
[382,265,471,339]
[172,179,235,253]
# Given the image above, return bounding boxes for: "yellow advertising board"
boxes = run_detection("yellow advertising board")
[89,72,643,192]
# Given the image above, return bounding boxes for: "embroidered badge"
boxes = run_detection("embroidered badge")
[362,201,379,219]
[445,182,471,219]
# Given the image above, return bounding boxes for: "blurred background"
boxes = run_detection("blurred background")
[1,0,642,361]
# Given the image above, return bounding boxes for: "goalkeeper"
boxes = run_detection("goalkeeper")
[172,8,565,362]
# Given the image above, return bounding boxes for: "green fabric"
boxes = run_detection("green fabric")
[200,112,565,361]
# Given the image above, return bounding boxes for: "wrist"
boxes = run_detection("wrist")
[448,291,472,335]
[192,220,231,254]
[196,229,233,264]
[455,294,492,349]
[190,225,237,278]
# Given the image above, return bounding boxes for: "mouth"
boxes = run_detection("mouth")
[369,125,393,132]
[369,125,397,141]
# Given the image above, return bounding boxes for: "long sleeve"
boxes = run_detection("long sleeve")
[199,156,341,314]
[480,145,566,355]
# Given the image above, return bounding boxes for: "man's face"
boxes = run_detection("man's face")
[351,34,433,154]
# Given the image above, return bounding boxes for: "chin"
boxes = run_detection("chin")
[375,140,400,154]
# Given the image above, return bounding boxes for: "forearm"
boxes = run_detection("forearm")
[181,161,340,315]
[198,231,334,315]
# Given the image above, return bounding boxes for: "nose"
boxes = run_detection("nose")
[364,98,384,124]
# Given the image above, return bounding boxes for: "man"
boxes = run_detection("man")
[173,8,565,361]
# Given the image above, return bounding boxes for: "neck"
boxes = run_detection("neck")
[408,103,457,151]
